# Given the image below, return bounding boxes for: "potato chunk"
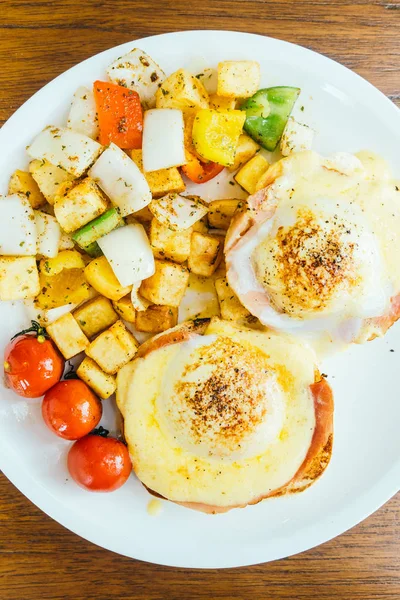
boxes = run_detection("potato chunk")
[0,257,39,301]
[140,260,189,307]
[8,170,46,209]
[215,277,252,322]
[77,357,116,399]
[130,149,185,198]
[208,199,242,230]
[217,61,260,98]
[86,320,139,374]
[47,312,89,359]
[188,232,223,277]
[112,295,136,323]
[74,296,118,338]
[54,177,108,233]
[150,218,192,264]
[228,134,260,172]
[156,69,209,111]
[234,154,270,194]
[135,305,178,333]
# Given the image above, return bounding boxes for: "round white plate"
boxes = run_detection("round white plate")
[1,30,400,569]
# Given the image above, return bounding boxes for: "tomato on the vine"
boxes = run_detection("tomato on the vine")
[68,430,132,492]
[4,321,64,398]
[42,379,102,440]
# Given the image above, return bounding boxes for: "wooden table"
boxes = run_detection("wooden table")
[1,1,399,598]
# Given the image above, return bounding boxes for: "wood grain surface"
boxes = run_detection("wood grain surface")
[1,1,399,598]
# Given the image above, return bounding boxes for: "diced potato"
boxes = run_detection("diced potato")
[208,199,242,230]
[29,159,76,205]
[47,312,89,359]
[86,320,139,374]
[84,256,132,301]
[8,169,46,208]
[135,304,178,333]
[130,149,185,198]
[280,117,315,157]
[217,61,261,99]
[0,257,39,301]
[40,250,85,276]
[67,86,99,139]
[77,357,116,399]
[215,277,252,322]
[235,154,270,194]
[188,232,223,277]
[74,296,118,338]
[27,126,103,177]
[130,205,153,223]
[192,217,208,234]
[150,218,192,263]
[228,134,260,172]
[149,193,208,231]
[54,177,108,233]
[156,69,209,111]
[37,251,90,309]
[140,260,189,307]
[192,109,246,167]
[209,94,236,111]
[106,48,166,109]
[112,295,136,323]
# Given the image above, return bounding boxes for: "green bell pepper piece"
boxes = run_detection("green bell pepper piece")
[241,86,300,151]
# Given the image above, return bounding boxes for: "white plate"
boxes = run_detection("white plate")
[1,30,400,569]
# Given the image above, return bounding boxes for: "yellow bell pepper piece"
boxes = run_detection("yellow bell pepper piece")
[37,251,89,309]
[192,109,246,167]
[39,250,85,276]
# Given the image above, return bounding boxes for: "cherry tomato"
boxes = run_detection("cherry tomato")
[4,333,64,399]
[42,380,102,440]
[67,433,132,492]
[181,152,224,183]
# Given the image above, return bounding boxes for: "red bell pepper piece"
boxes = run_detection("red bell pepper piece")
[93,81,143,149]
[181,151,224,183]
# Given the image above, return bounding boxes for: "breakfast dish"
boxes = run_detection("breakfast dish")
[0,31,399,568]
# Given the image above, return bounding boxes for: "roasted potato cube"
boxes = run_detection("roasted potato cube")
[135,305,178,333]
[192,217,208,234]
[130,205,153,223]
[215,277,252,322]
[217,61,261,99]
[112,294,136,323]
[74,296,118,338]
[130,149,185,198]
[8,170,46,208]
[228,134,260,172]
[0,256,39,301]
[47,312,89,359]
[84,256,132,301]
[150,218,192,264]
[29,159,75,205]
[156,69,209,111]
[188,232,223,277]
[77,357,116,399]
[54,177,108,233]
[86,320,139,374]
[140,260,189,307]
[235,154,270,194]
[208,199,242,230]
[209,94,236,111]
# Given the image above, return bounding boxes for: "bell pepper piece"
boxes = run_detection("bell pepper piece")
[241,86,300,151]
[181,151,224,183]
[93,80,143,149]
[192,109,246,167]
